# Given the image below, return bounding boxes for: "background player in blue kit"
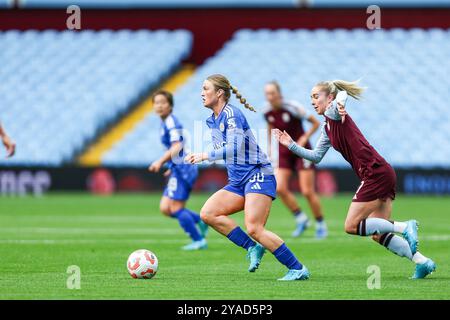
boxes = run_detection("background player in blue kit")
[148,90,208,251]
[185,74,309,281]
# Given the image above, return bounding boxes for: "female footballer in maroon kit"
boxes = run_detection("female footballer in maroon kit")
[275,80,436,279]
[264,81,327,238]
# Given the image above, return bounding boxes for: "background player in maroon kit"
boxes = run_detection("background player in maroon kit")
[275,80,436,279]
[264,81,327,238]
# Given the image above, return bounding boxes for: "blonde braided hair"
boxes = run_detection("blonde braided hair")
[206,74,256,112]
[230,85,256,112]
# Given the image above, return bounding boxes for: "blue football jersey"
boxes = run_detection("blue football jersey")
[160,113,196,175]
[160,114,183,149]
[206,104,273,185]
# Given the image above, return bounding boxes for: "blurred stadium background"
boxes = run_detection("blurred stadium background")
[1,0,450,301]
[1,0,449,197]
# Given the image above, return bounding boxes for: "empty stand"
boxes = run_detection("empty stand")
[0,29,192,165]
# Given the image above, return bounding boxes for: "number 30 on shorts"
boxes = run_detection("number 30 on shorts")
[249,173,265,183]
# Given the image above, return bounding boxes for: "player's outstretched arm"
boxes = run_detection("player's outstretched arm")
[274,127,331,164]
[0,123,15,158]
[274,129,294,148]
[185,129,243,165]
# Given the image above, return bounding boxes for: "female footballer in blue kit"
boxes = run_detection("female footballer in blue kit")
[185,74,309,280]
[148,90,208,251]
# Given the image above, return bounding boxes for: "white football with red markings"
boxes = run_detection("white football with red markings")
[127,249,158,279]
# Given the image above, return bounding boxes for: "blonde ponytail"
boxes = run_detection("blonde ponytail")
[317,79,365,100]
[206,74,256,113]
[230,85,256,112]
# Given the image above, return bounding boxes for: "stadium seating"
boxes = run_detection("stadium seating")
[0,29,192,166]
[104,28,450,168]
[0,0,12,8]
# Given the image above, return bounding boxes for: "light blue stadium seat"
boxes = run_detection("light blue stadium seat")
[0,29,192,166]
[0,0,12,8]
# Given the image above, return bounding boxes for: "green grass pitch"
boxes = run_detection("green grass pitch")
[0,193,449,299]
